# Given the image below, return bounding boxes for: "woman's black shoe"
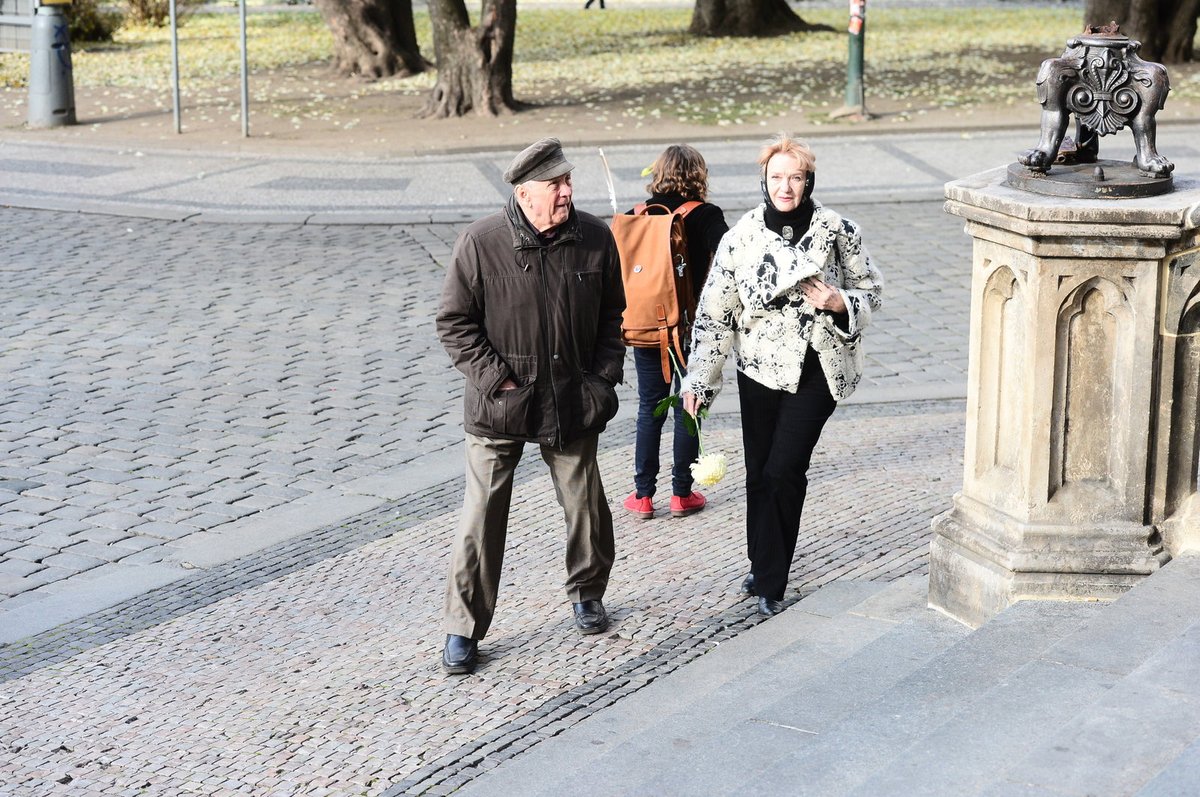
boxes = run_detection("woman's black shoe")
[757,596,785,616]
[740,573,755,596]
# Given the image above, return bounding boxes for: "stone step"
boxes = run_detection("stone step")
[724,591,1100,796]
[454,576,963,797]
[452,555,1200,797]
[810,553,1200,797]
[843,600,1109,797]
[983,554,1200,796]
[1135,734,1200,797]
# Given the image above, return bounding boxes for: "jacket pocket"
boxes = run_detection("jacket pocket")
[811,316,864,400]
[569,268,604,354]
[493,381,538,436]
[579,373,619,430]
[490,354,538,436]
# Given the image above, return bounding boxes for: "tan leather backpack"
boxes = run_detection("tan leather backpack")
[611,201,702,383]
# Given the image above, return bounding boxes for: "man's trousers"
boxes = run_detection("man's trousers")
[443,432,615,640]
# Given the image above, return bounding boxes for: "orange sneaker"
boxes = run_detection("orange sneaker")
[670,491,706,518]
[623,492,654,519]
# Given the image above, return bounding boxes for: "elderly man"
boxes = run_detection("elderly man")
[435,138,626,674]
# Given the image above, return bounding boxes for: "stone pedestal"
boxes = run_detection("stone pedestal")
[929,168,1200,627]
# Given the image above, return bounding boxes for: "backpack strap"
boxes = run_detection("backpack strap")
[667,201,703,380]
[656,327,688,384]
[658,328,672,384]
[634,202,700,217]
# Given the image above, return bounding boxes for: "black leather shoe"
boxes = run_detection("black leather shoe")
[573,599,609,635]
[740,573,755,596]
[442,634,478,674]
[757,596,785,616]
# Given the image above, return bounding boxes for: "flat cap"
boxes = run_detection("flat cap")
[503,137,574,185]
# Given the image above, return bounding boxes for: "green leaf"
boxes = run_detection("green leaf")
[653,394,678,418]
[683,411,698,437]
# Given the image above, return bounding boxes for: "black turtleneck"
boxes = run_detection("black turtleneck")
[763,197,814,245]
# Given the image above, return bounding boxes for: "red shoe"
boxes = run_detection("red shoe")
[670,491,706,518]
[623,492,654,519]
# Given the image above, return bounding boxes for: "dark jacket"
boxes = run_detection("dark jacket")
[436,195,626,447]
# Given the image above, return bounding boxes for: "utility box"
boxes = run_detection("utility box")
[28,0,75,128]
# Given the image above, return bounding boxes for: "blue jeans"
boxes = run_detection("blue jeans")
[632,346,699,499]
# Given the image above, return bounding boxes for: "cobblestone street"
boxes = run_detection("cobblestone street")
[0,192,974,794]
[40,101,1200,791]
[0,401,963,796]
[0,199,972,611]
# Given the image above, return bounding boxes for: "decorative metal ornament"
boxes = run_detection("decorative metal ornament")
[781,225,794,241]
[1012,23,1174,199]
[1069,44,1140,136]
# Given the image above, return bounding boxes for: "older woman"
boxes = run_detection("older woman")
[681,134,883,616]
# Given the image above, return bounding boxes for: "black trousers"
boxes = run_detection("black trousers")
[737,352,836,602]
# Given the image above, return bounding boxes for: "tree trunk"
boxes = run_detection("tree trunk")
[1162,0,1199,62]
[690,0,835,37]
[421,0,518,118]
[314,0,430,78]
[1083,0,1198,63]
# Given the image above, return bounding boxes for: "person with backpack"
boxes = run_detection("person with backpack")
[680,134,883,617]
[618,144,728,521]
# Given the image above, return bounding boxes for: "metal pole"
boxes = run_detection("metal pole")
[169,0,180,133]
[238,0,248,137]
[845,0,866,111]
[27,1,76,128]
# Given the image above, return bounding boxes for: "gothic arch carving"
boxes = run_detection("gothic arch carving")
[1165,288,1200,518]
[1050,278,1133,501]
[976,265,1025,479]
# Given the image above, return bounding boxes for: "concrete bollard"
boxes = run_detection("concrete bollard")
[27,2,76,128]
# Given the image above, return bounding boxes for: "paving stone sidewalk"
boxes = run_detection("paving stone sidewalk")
[0,183,976,794]
[0,397,964,796]
[21,116,1199,793]
[0,196,972,634]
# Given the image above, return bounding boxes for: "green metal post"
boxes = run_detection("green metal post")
[845,0,866,110]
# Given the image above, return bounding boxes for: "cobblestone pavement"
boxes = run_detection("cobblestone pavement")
[1,213,459,616]
[0,122,1000,796]
[0,398,964,796]
[0,191,973,794]
[0,197,972,625]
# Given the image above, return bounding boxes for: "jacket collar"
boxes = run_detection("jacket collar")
[506,193,583,250]
[750,200,839,248]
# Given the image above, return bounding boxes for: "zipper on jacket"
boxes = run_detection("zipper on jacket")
[537,246,563,449]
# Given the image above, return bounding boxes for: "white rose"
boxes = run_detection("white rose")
[691,453,727,487]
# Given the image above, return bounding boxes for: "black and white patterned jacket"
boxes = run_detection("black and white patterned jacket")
[679,201,884,403]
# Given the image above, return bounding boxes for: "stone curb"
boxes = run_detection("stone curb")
[0,444,463,646]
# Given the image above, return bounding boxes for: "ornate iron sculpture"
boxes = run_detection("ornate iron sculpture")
[1018,23,1173,180]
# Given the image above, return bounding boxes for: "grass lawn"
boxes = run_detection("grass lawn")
[1,5,1197,134]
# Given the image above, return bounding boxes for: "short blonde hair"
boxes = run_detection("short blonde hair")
[757,134,816,174]
[646,144,709,201]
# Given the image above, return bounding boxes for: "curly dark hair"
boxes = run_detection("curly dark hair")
[645,144,710,201]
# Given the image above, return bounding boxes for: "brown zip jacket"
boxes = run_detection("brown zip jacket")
[436,195,626,447]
